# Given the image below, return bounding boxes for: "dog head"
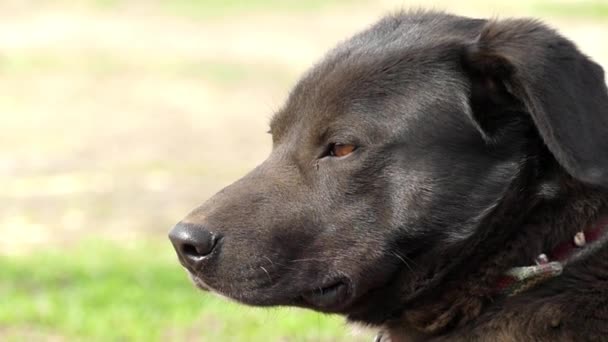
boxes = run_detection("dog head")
[169,11,608,324]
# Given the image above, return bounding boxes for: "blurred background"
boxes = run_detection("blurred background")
[1,0,607,341]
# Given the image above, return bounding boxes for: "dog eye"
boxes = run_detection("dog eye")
[329,143,356,158]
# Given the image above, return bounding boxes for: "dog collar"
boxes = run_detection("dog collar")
[373,217,608,341]
[495,216,608,296]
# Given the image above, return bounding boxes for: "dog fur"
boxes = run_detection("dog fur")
[171,11,608,341]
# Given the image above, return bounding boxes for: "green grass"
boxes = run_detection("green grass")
[42,0,608,20]
[77,0,608,19]
[163,0,357,17]
[531,0,608,19]
[52,0,360,17]
[0,241,369,341]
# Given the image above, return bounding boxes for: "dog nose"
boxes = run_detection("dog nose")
[169,222,220,266]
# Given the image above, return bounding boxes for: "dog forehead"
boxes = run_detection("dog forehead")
[272,51,459,139]
[270,11,485,138]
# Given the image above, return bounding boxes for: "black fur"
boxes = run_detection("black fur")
[170,11,608,341]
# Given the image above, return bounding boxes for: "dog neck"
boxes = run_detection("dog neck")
[375,216,608,342]
[379,183,608,342]
[493,216,608,296]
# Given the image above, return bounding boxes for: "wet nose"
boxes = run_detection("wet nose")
[168,222,220,267]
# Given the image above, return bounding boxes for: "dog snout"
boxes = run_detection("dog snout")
[169,222,221,267]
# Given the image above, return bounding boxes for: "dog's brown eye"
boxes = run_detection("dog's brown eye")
[329,143,356,157]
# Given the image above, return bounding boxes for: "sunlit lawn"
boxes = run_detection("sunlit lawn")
[0,240,370,341]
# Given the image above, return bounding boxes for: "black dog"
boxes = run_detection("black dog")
[169,11,608,341]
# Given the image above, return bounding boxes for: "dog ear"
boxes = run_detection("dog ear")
[462,19,608,188]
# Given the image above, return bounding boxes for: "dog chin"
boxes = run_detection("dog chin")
[188,272,211,291]
[189,271,357,313]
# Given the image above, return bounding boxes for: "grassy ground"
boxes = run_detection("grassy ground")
[1,0,607,341]
[0,241,369,341]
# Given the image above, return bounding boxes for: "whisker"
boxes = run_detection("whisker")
[262,255,293,269]
[290,256,343,263]
[393,251,414,272]
[263,256,275,266]
[401,253,420,269]
[260,266,272,283]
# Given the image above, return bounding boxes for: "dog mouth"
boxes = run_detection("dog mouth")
[299,279,351,311]
[190,271,353,312]
[189,272,211,291]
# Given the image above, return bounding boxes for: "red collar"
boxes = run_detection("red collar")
[551,217,608,262]
[374,218,608,342]
[495,216,608,296]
